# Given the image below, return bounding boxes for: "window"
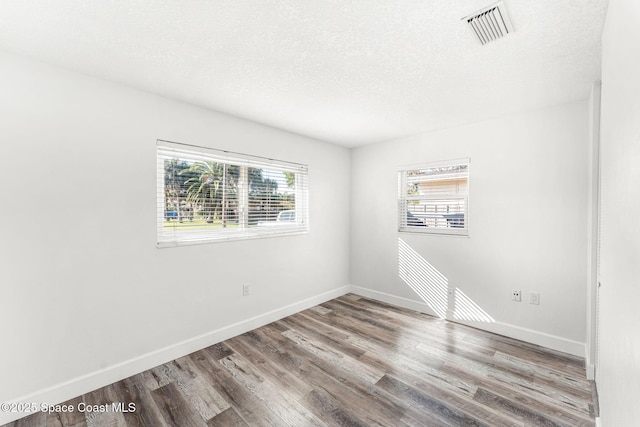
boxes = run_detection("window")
[398,159,469,236]
[157,140,308,247]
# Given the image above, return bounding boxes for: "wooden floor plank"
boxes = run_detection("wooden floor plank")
[300,388,369,427]
[280,312,366,359]
[441,362,594,426]
[256,325,412,426]
[187,350,284,426]
[150,382,207,427]
[5,412,44,427]
[224,335,314,398]
[376,374,490,427]
[206,408,247,427]
[110,376,167,427]
[415,342,594,422]
[2,294,597,427]
[161,357,230,421]
[473,388,581,427]
[375,366,525,427]
[82,384,128,427]
[44,397,85,427]
[218,353,326,426]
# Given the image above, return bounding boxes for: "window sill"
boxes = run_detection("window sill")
[398,227,469,237]
[157,229,309,248]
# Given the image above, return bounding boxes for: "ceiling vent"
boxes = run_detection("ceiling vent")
[462,1,514,45]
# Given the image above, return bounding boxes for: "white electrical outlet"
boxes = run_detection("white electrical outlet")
[512,290,521,302]
[242,283,250,296]
[530,292,540,305]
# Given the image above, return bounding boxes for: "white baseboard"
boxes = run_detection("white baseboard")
[595,416,602,427]
[585,341,596,380]
[586,363,596,380]
[0,286,351,425]
[349,285,586,358]
[349,285,442,317]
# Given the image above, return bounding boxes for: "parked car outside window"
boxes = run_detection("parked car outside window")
[277,210,296,222]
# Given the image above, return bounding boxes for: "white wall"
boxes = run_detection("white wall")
[0,51,350,422]
[350,103,589,354]
[598,0,640,424]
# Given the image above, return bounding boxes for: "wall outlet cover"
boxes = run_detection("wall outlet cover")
[512,290,521,302]
[530,292,540,305]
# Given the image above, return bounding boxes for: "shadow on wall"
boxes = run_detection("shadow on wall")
[398,238,494,323]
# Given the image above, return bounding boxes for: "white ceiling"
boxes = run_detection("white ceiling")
[0,1,608,147]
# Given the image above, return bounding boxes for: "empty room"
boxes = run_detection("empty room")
[1,0,638,426]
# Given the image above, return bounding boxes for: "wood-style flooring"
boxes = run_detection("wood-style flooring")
[4,294,597,426]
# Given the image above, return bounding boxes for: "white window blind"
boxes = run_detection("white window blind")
[157,140,309,247]
[398,159,469,236]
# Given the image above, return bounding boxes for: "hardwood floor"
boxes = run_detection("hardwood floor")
[4,294,596,426]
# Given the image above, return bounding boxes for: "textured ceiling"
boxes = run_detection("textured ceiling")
[0,1,608,147]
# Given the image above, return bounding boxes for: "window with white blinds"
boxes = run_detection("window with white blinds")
[157,140,309,247]
[398,159,469,236]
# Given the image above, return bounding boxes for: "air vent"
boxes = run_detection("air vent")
[462,1,514,45]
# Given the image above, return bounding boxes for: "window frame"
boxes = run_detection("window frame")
[398,158,470,236]
[157,140,309,247]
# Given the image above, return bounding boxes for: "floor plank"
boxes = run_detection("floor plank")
[150,382,207,427]
[207,408,246,427]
